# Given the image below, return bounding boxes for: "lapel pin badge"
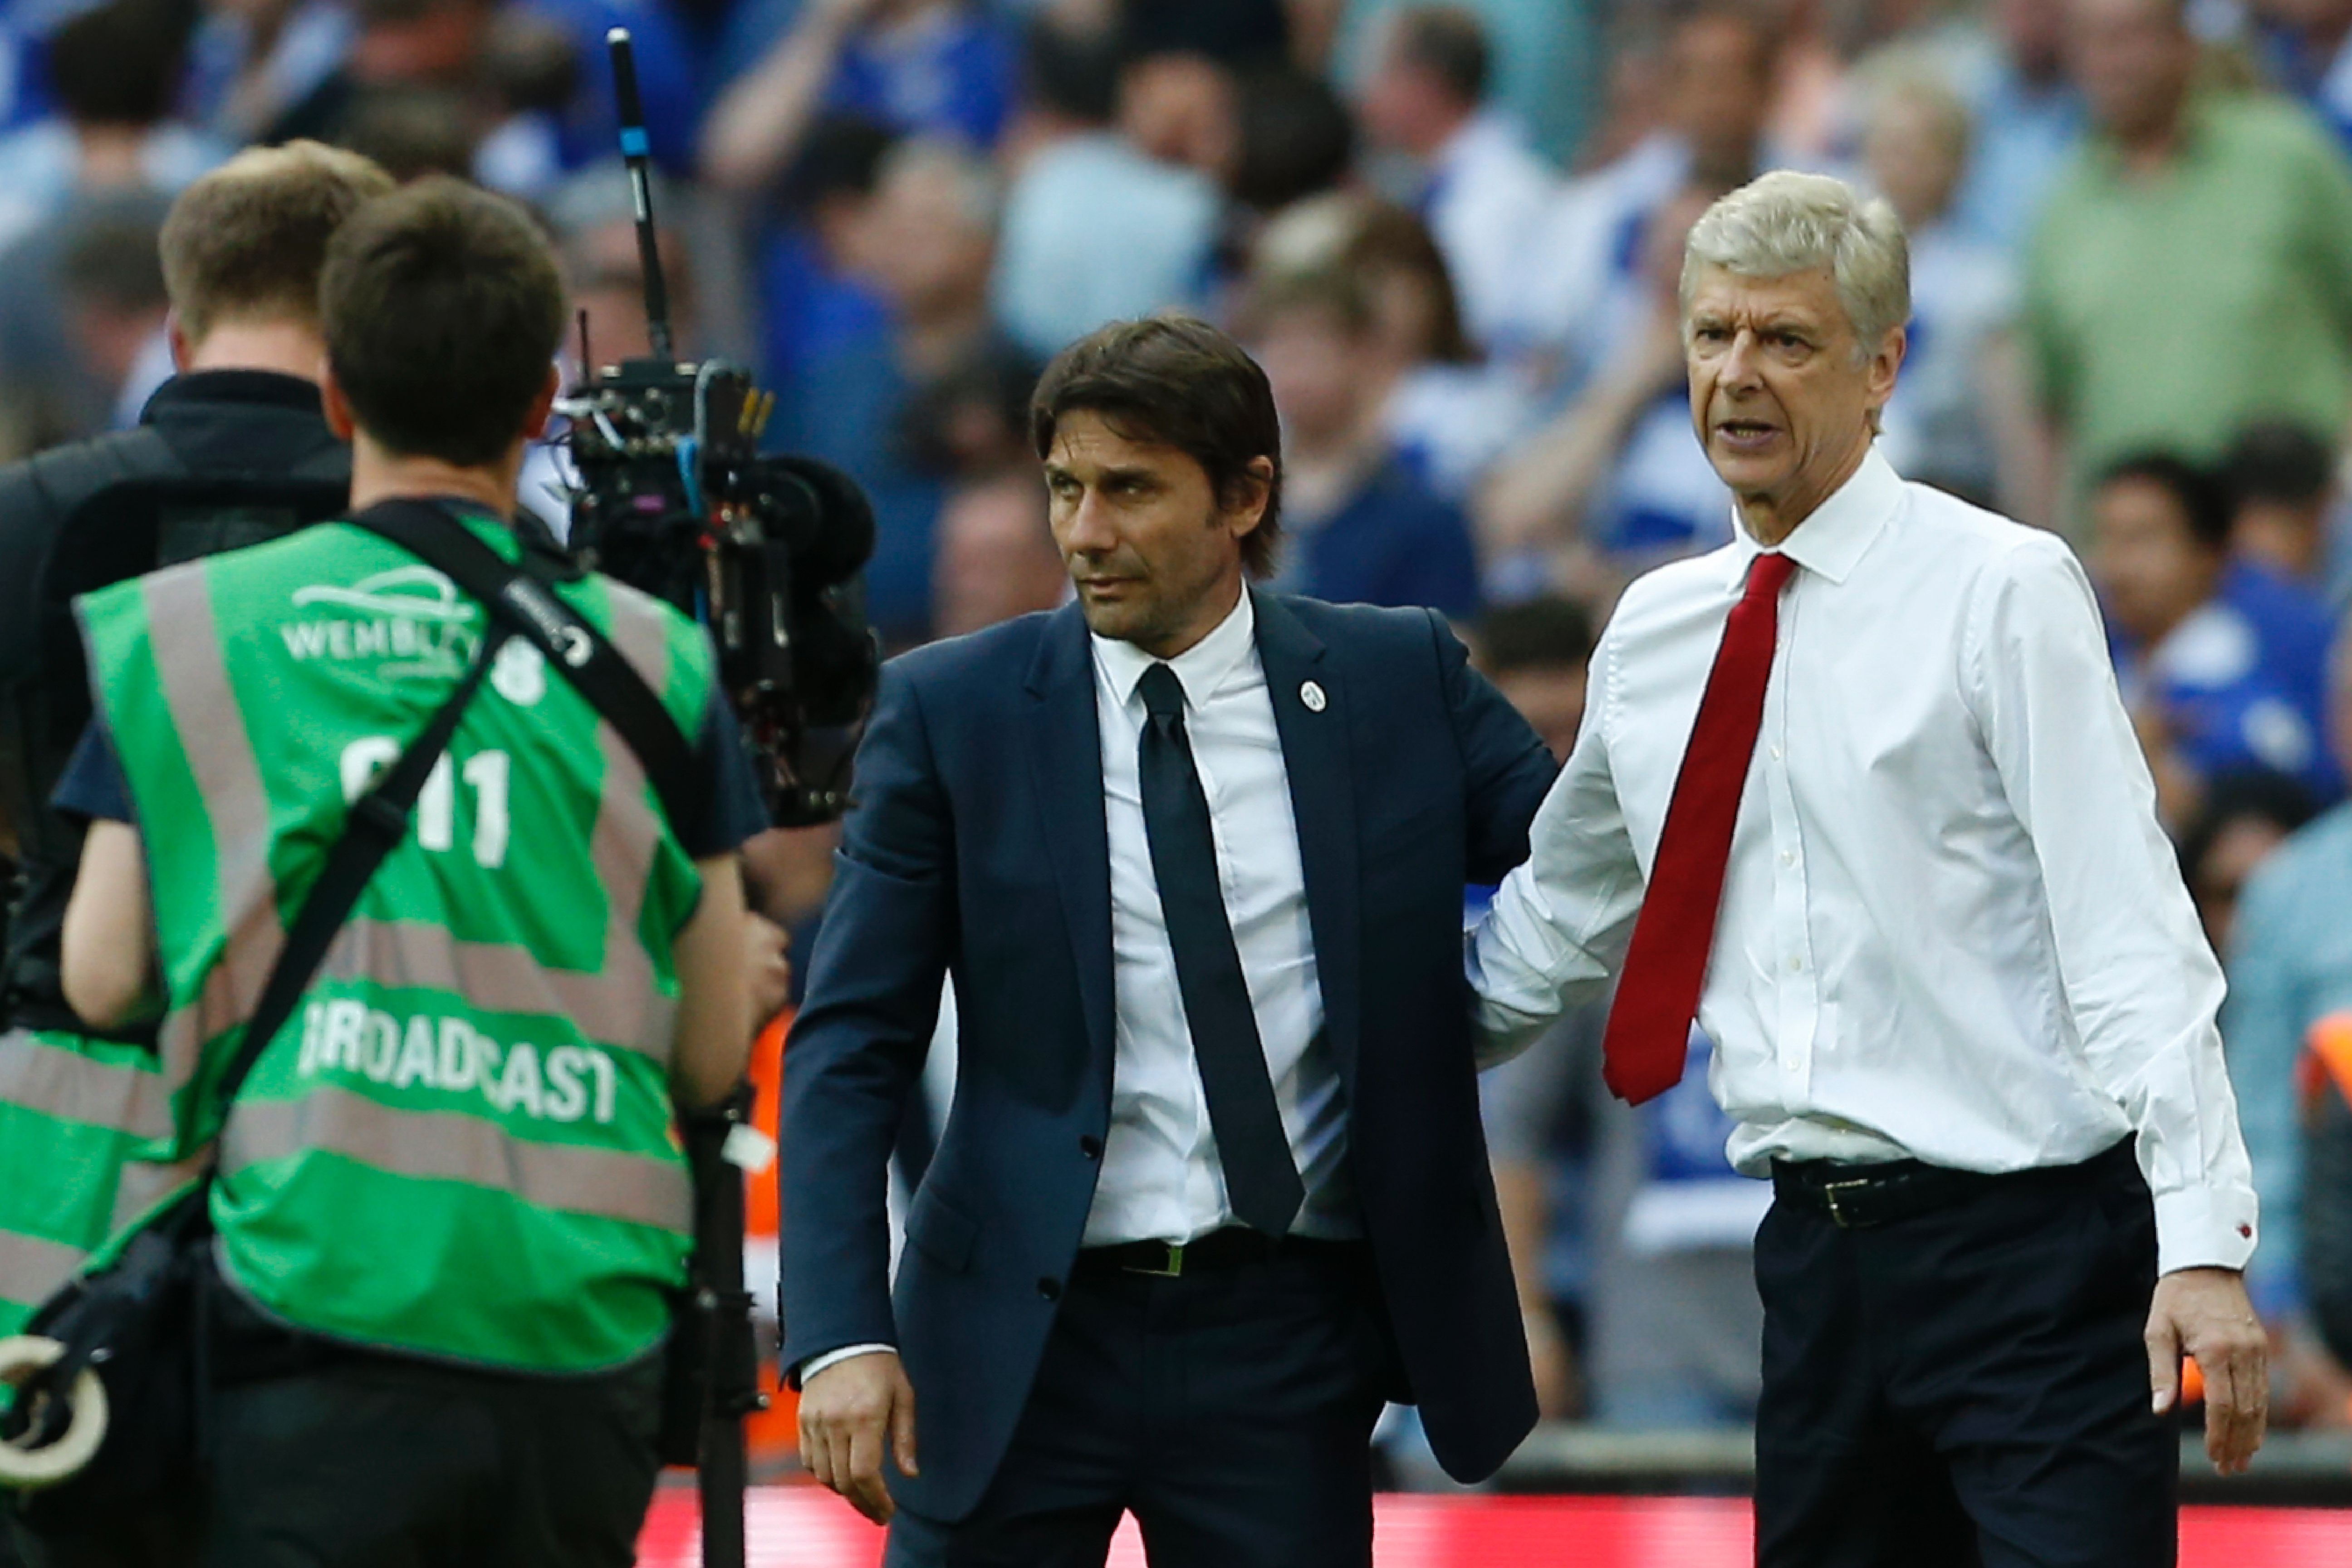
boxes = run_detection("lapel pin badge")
[1299,680,1327,712]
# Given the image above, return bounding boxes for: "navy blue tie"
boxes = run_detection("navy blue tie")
[1136,662,1305,1238]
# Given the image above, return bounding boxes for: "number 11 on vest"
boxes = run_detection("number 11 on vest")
[339,738,510,867]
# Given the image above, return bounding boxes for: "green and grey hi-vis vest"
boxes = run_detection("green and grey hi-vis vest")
[78,513,717,1373]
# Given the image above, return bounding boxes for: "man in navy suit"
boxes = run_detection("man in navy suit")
[781,315,1556,1566]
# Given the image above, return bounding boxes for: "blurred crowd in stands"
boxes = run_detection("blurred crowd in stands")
[15,0,2352,1453]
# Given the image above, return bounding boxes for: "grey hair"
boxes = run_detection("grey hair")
[1679,171,1911,358]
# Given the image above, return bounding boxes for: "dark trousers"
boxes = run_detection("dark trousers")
[886,1246,1393,1568]
[1754,1142,2178,1568]
[201,1354,664,1568]
[9,1493,200,1568]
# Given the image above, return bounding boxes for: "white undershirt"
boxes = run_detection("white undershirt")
[1084,588,1356,1246]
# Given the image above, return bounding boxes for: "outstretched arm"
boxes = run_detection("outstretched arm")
[1464,624,1642,1068]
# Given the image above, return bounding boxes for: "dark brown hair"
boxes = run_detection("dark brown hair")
[1346,199,1475,365]
[1029,314,1284,578]
[320,176,566,469]
[1391,6,1490,106]
[159,141,395,343]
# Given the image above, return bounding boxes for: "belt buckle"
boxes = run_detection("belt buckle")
[1820,1177,1872,1229]
[1129,1242,1185,1278]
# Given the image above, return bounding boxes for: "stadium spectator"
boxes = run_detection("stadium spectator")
[0,0,225,252]
[2230,637,2352,1333]
[1929,0,2087,251]
[545,160,707,366]
[59,204,173,430]
[1250,265,1480,615]
[1112,7,1249,183]
[759,113,896,396]
[331,83,480,181]
[1514,1,1779,387]
[1859,66,2040,518]
[1223,60,1355,219]
[772,136,1008,646]
[1571,10,1669,174]
[702,0,1016,195]
[1253,192,1531,503]
[180,0,357,147]
[470,8,578,198]
[1583,1022,1767,1432]
[2185,769,2322,956]
[1753,0,1969,165]
[2249,0,2352,149]
[1354,5,1555,353]
[1480,183,1727,606]
[2025,0,2352,533]
[910,334,1060,638]
[0,187,175,455]
[989,14,1219,358]
[262,0,493,148]
[2225,418,2348,601]
[2090,452,2340,820]
[2304,1019,2352,1381]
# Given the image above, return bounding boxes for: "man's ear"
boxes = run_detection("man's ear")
[1867,325,1907,416]
[1227,454,1276,540]
[320,361,357,441]
[520,361,561,442]
[166,310,192,373]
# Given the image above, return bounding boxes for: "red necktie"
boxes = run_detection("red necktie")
[1602,550,1798,1105]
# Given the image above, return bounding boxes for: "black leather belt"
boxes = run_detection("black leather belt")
[1771,1139,2136,1230]
[1074,1227,1367,1279]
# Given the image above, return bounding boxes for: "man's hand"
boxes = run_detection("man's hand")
[799,1350,918,1524]
[2147,1267,2268,1475]
[743,911,793,1030]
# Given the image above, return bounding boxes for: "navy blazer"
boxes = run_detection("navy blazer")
[780,590,1558,1521]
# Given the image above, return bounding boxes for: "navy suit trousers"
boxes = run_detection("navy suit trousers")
[1754,1142,2178,1568]
[884,1247,1394,1568]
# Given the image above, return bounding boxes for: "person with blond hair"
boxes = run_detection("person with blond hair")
[0,137,393,1568]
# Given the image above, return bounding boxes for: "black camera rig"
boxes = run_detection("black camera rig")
[562,31,879,1568]
[559,29,877,828]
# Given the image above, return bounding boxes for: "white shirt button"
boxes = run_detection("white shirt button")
[1781,850,1798,867]
[1787,956,1803,973]
[1769,745,1783,761]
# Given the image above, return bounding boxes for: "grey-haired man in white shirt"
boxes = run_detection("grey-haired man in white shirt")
[1471,170,2266,1566]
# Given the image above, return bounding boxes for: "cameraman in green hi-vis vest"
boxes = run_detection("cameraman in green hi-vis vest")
[50,178,770,1568]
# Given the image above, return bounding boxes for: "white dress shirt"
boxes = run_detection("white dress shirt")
[1084,589,1357,1247]
[1470,449,2259,1276]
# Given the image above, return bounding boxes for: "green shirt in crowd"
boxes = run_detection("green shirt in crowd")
[2024,91,2352,528]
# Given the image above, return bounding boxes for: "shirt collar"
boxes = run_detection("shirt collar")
[1092,586,1257,712]
[138,369,324,424]
[1723,444,1905,590]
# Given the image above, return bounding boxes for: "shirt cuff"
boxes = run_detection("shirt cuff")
[794,1342,896,1387]
[2153,1185,2259,1277]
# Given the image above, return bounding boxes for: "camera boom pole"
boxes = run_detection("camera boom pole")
[605,27,675,364]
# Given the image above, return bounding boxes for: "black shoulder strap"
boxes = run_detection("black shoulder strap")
[346,499,704,846]
[215,627,507,1105]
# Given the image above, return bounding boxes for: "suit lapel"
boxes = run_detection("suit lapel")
[1023,603,1117,1090]
[1251,589,1362,1084]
